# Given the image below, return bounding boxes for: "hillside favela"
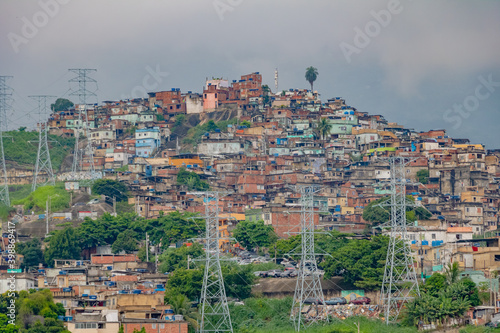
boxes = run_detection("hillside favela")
[2,2,500,333]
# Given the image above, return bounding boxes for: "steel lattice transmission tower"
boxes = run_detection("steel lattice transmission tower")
[30,95,56,191]
[0,76,13,207]
[380,157,420,324]
[69,69,98,181]
[290,185,327,331]
[192,191,233,333]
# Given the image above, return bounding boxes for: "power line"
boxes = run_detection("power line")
[191,191,233,333]
[30,95,56,191]
[68,69,100,182]
[380,157,420,324]
[0,76,12,206]
[289,185,327,331]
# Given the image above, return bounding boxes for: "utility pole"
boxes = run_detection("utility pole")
[145,232,149,262]
[290,185,327,331]
[30,95,56,192]
[381,157,420,324]
[0,76,12,207]
[69,69,99,182]
[191,191,233,333]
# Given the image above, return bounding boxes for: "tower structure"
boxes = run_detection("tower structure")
[0,76,12,207]
[31,95,56,191]
[274,68,279,92]
[380,157,420,323]
[192,191,233,333]
[290,185,327,331]
[69,69,98,180]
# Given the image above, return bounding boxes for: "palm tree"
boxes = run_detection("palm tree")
[305,66,318,91]
[316,118,332,141]
[444,262,460,285]
[170,294,199,332]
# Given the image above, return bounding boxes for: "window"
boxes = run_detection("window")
[431,234,436,240]
[152,324,157,329]
[160,324,165,329]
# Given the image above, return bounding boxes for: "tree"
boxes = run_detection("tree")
[166,268,204,301]
[363,196,432,229]
[50,98,74,112]
[316,118,332,141]
[0,313,19,333]
[177,168,209,191]
[159,243,204,273]
[222,264,255,299]
[118,325,124,333]
[262,84,271,106]
[322,235,390,290]
[444,262,460,285]
[91,179,128,202]
[305,66,318,91]
[416,169,429,184]
[233,220,278,251]
[111,230,138,254]
[17,238,44,270]
[239,120,252,128]
[44,227,81,266]
[168,294,199,331]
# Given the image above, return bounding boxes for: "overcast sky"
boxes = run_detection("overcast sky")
[1,0,499,148]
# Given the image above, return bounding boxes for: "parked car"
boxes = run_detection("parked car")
[349,297,371,305]
[303,298,323,305]
[279,270,296,278]
[88,199,100,205]
[253,271,268,278]
[266,269,282,277]
[325,297,347,305]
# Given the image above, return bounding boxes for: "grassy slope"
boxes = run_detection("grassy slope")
[3,130,75,171]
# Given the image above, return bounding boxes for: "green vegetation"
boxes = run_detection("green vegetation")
[44,227,81,265]
[403,272,481,329]
[3,129,75,170]
[165,263,255,301]
[169,294,198,332]
[229,297,417,333]
[182,118,238,146]
[0,204,15,221]
[262,85,271,106]
[316,118,332,140]
[111,229,138,254]
[91,179,128,202]
[12,184,69,213]
[17,238,44,270]
[232,220,278,251]
[50,98,74,112]
[77,211,204,251]
[159,243,204,273]
[9,184,33,203]
[305,66,319,91]
[322,235,389,290]
[177,167,209,191]
[0,289,69,332]
[417,169,429,184]
[362,196,432,228]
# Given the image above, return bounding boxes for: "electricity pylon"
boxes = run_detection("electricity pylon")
[290,185,327,331]
[30,95,56,191]
[0,76,12,206]
[380,157,420,323]
[69,69,98,181]
[191,191,233,333]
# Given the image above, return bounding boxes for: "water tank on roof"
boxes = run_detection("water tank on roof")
[215,128,221,133]
[171,88,176,91]
[176,88,180,91]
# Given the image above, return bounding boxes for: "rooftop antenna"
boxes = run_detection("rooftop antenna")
[275,68,279,92]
